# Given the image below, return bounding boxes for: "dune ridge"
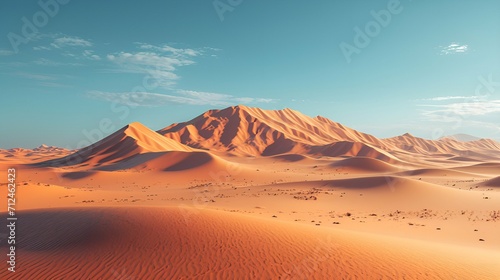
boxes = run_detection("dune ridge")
[157,105,500,161]
[481,176,500,187]
[35,122,193,168]
[158,105,396,160]
[384,133,500,158]
[329,156,399,172]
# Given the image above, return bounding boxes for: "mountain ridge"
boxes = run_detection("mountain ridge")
[158,105,500,159]
[157,105,394,158]
[7,106,500,166]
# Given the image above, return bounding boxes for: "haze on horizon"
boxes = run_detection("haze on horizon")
[1,0,499,149]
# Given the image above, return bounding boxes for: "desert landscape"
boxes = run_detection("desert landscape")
[1,105,499,279]
[3,0,499,278]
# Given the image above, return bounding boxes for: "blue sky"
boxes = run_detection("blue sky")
[1,0,500,148]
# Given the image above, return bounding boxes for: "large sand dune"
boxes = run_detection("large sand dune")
[158,105,500,160]
[36,122,193,169]
[158,105,394,158]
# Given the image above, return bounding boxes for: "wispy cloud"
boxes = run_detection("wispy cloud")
[420,96,482,101]
[13,71,72,88]
[136,43,201,57]
[51,36,93,49]
[82,50,101,60]
[15,72,57,81]
[419,101,500,117]
[106,47,197,89]
[33,46,51,51]
[0,49,15,56]
[87,90,276,107]
[177,90,275,105]
[32,34,93,52]
[417,93,500,137]
[38,82,70,88]
[33,58,82,66]
[90,43,265,107]
[440,43,468,55]
[18,37,259,107]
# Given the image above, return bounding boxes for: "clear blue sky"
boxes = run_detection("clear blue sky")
[1,0,499,148]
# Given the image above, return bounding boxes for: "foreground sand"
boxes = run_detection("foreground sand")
[1,155,499,279]
[1,207,499,280]
[2,155,499,250]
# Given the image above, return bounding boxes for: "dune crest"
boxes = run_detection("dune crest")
[36,122,193,168]
[158,105,395,159]
[481,176,500,187]
[330,156,399,172]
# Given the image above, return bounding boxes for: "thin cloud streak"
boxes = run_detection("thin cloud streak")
[440,43,469,55]
[420,96,482,101]
[86,90,276,107]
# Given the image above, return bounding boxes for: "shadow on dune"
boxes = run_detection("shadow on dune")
[61,171,96,179]
[164,152,213,171]
[95,152,166,171]
[270,154,307,162]
[321,176,402,189]
[0,209,111,252]
[481,176,500,187]
[329,157,398,172]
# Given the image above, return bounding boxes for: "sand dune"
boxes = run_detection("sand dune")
[329,156,399,172]
[384,133,500,159]
[259,175,498,211]
[481,176,500,187]
[447,155,482,162]
[269,153,312,162]
[441,133,481,142]
[156,105,500,160]
[96,150,227,172]
[36,122,193,168]
[287,176,448,193]
[0,145,72,163]
[397,168,481,177]
[158,105,393,157]
[1,207,498,280]
[308,141,397,162]
[453,162,500,175]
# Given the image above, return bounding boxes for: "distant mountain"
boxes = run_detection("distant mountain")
[157,105,396,161]
[440,134,481,142]
[384,132,500,158]
[157,105,500,160]
[0,144,72,162]
[26,106,500,168]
